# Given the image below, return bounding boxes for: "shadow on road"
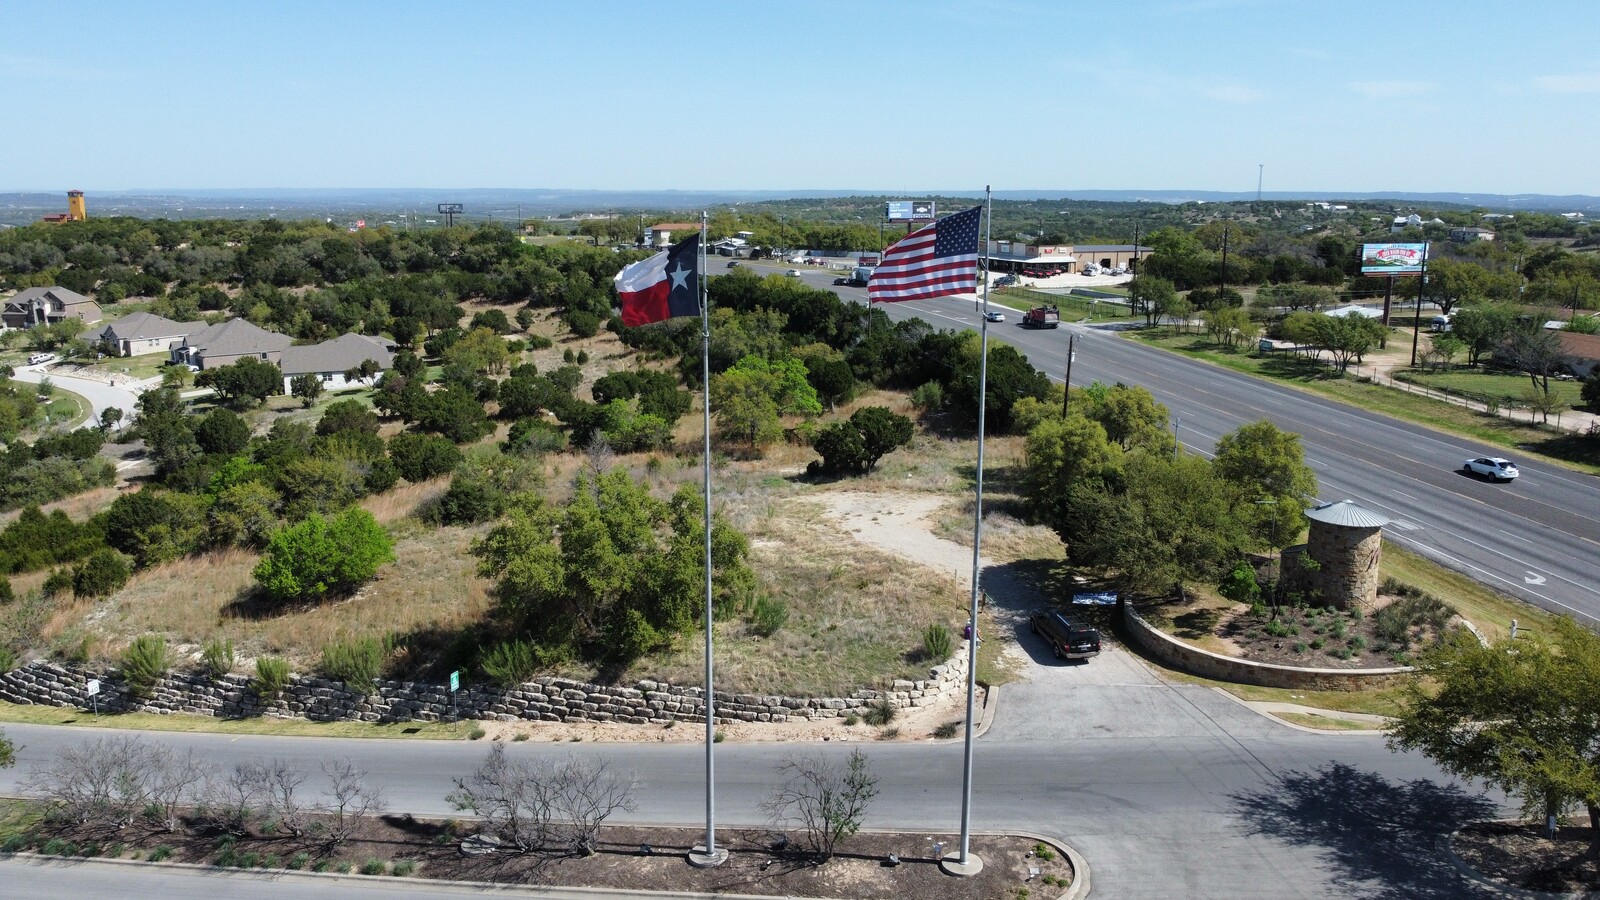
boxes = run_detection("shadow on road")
[1231,762,1498,899]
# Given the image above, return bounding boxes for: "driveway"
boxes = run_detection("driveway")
[11,361,147,430]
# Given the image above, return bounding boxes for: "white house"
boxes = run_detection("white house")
[279,333,396,393]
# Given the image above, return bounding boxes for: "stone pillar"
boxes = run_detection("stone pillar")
[1305,521,1383,610]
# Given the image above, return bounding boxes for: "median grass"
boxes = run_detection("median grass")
[0,700,479,739]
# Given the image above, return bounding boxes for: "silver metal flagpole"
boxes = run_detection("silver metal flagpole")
[689,211,727,868]
[947,187,992,877]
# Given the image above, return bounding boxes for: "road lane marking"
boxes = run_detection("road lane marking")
[1526,572,1547,585]
[1392,489,1417,500]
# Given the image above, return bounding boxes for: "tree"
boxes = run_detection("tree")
[252,508,395,604]
[195,357,282,406]
[1501,319,1570,396]
[194,407,251,456]
[1131,275,1177,327]
[1451,305,1517,366]
[417,385,492,444]
[388,432,464,483]
[710,355,821,449]
[1212,421,1317,551]
[208,481,281,549]
[289,372,324,408]
[72,548,131,598]
[1389,622,1600,844]
[1425,257,1492,316]
[1583,369,1600,414]
[760,749,879,861]
[316,399,380,436]
[1081,382,1173,453]
[98,407,123,432]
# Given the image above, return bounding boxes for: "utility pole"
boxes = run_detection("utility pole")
[1410,246,1430,367]
[1130,223,1141,320]
[1257,164,1263,203]
[1062,334,1076,417]
[1219,224,1231,293]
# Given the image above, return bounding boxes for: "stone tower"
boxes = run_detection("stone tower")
[1299,500,1390,610]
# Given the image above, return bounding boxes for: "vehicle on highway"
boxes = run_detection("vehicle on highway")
[833,276,849,285]
[1029,610,1101,661]
[1021,305,1060,329]
[984,310,1005,322]
[1462,456,1519,481]
[726,260,740,268]
[785,269,801,277]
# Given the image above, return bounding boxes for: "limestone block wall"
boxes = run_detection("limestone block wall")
[0,646,971,727]
[1122,604,1412,692]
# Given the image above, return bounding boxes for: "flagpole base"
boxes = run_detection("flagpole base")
[688,845,729,868]
[940,853,985,877]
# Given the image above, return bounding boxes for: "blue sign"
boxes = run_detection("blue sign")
[1072,592,1119,606]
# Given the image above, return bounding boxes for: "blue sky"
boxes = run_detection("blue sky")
[5,0,1598,195]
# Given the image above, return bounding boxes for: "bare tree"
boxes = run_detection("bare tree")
[321,757,386,846]
[447,744,555,852]
[550,757,637,856]
[143,745,214,833]
[204,762,262,836]
[1502,322,1571,396]
[760,749,879,861]
[24,735,149,827]
[257,758,310,837]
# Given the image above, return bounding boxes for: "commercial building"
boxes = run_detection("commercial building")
[981,241,1152,277]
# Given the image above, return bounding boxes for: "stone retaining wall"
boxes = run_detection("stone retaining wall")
[0,647,970,726]
[1122,604,1413,691]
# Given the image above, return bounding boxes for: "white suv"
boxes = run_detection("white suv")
[1462,457,1519,481]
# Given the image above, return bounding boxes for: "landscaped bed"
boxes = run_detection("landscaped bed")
[0,800,1072,899]
[1453,821,1600,893]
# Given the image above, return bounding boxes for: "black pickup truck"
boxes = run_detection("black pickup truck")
[1028,610,1101,661]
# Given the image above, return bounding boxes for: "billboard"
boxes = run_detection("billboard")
[1360,242,1428,276]
[437,203,464,214]
[886,200,936,222]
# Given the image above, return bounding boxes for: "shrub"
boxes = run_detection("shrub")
[287,851,309,870]
[713,729,726,743]
[1033,841,1056,861]
[73,549,131,599]
[252,508,394,604]
[843,713,860,726]
[319,637,384,688]
[252,656,291,699]
[467,726,487,741]
[391,859,417,877]
[121,634,171,699]
[863,699,897,727]
[360,858,386,876]
[748,596,788,637]
[2,834,29,852]
[41,838,71,856]
[42,568,73,597]
[909,381,944,411]
[1291,642,1306,654]
[1218,562,1260,605]
[200,639,234,679]
[933,720,961,739]
[480,639,539,688]
[0,646,15,673]
[426,476,505,526]
[149,845,173,862]
[922,622,953,660]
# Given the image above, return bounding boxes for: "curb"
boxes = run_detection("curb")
[1207,686,1391,736]
[1439,821,1600,899]
[1,825,1092,899]
[975,683,999,739]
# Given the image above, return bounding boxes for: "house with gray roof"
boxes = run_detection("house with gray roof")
[3,287,102,329]
[90,311,200,357]
[170,318,291,370]
[279,333,396,392]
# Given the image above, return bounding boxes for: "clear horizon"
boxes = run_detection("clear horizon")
[8,0,1599,195]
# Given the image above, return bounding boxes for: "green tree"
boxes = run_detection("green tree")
[316,399,380,436]
[1451,305,1517,366]
[72,548,131,598]
[208,480,281,549]
[387,432,464,483]
[1389,622,1600,843]
[289,372,324,408]
[1212,421,1318,550]
[195,357,282,406]
[1080,382,1173,453]
[417,385,492,444]
[1130,275,1177,327]
[194,407,251,456]
[102,489,207,567]
[1022,414,1121,540]
[252,508,395,604]
[710,355,820,449]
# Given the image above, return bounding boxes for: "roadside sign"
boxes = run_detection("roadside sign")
[449,670,460,692]
[1072,592,1119,606]
[86,679,100,696]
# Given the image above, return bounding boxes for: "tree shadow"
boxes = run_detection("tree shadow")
[1230,762,1499,899]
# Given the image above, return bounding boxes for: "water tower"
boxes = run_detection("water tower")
[1294,500,1390,610]
[67,190,86,221]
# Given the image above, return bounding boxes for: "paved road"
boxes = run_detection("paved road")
[0,652,1508,899]
[759,262,1600,626]
[10,361,145,430]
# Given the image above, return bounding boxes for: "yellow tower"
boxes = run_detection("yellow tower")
[67,190,86,221]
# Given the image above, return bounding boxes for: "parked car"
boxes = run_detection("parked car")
[994,275,1017,287]
[1028,610,1101,661]
[1462,456,1519,481]
[785,269,802,277]
[26,353,55,366]
[983,310,1005,322]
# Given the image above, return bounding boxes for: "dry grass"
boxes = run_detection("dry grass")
[0,700,478,740]
[359,475,450,525]
[0,483,124,529]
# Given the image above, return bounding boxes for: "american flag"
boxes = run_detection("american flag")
[867,205,982,303]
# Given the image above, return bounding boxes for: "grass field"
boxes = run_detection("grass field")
[0,700,478,739]
[1396,368,1586,408]
[995,288,1132,324]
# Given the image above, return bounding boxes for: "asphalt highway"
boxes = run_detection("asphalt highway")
[767,263,1600,626]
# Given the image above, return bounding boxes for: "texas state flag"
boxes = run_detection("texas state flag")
[615,234,701,326]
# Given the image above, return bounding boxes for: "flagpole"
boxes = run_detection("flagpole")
[689,211,727,868]
[946,186,991,878]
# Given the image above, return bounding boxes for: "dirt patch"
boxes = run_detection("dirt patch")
[1453,820,1600,893]
[18,813,1072,899]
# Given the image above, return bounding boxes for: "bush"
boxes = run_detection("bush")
[287,851,309,870]
[391,859,417,877]
[253,508,394,604]
[0,646,14,673]
[1218,562,1260,605]
[360,857,386,875]
[386,432,463,484]
[319,637,384,688]
[748,596,788,637]
[252,656,291,699]
[42,568,73,597]
[467,726,487,740]
[426,476,505,526]
[72,548,131,599]
[933,720,961,739]
[201,639,234,679]
[922,622,953,660]
[121,635,172,699]
[909,381,944,411]
[479,640,538,688]
[862,699,897,727]
[149,845,173,862]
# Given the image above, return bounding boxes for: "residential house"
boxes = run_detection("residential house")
[279,333,396,392]
[89,311,199,357]
[1556,331,1600,379]
[2,286,102,329]
[170,318,291,370]
[1390,214,1423,232]
[646,223,699,248]
[1449,227,1495,243]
